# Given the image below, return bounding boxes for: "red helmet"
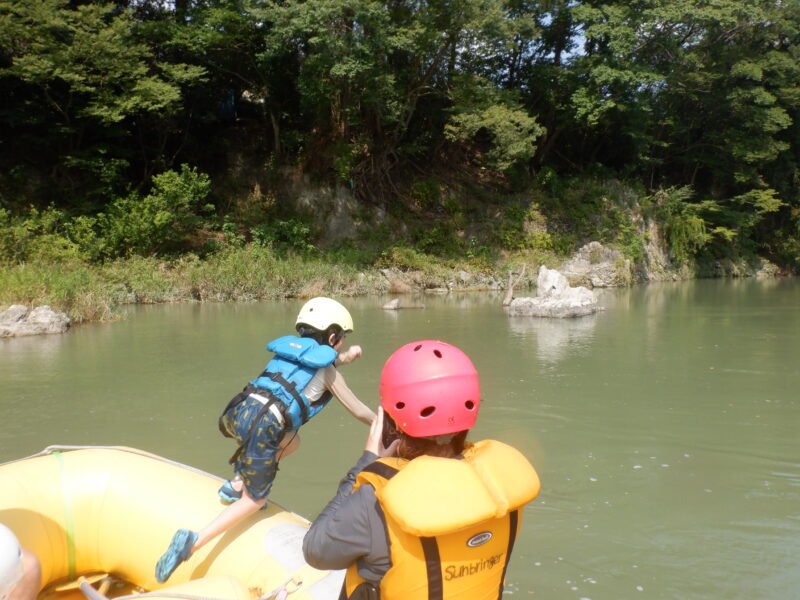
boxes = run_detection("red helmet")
[380,340,480,438]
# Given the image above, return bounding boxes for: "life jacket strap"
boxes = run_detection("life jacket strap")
[361,461,399,480]
[259,370,310,424]
[420,536,443,600]
[497,509,519,599]
[226,388,289,465]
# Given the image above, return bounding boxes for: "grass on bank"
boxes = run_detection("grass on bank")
[0,244,541,324]
[5,167,784,325]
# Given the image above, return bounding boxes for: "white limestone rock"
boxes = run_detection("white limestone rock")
[506,266,599,318]
[0,304,70,337]
[382,298,401,310]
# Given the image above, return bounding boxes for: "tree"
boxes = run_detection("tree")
[0,0,205,206]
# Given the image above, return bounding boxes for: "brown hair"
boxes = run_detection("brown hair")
[395,430,469,461]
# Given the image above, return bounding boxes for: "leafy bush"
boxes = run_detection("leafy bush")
[410,180,441,211]
[99,164,212,257]
[649,186,709,264]
[0,206,90,264]
[251,218,317,257]
[445,104,544,171]
[378,246,432,270]
[410,220,463,256]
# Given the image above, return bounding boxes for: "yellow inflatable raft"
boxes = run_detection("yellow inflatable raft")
[0,446,343,600]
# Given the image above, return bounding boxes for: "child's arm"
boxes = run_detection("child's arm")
[324,366,375,425]
[335,344,362,366]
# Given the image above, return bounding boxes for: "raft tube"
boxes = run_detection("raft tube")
[0,446,343,600]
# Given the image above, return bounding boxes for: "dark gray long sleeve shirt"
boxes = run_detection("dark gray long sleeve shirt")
[302,451,392,584]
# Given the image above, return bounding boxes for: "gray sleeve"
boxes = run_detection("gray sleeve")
[303,451,391,582]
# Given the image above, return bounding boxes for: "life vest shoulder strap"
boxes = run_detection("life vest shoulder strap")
[354,458,406,493]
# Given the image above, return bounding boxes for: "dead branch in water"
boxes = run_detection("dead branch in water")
[502,264,527,307]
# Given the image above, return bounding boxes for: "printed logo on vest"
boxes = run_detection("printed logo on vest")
[467,531,493,547]
[444,552,504,580]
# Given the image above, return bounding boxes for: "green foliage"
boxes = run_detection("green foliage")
[99,165,212,257]
[333,143,357,183]
[410,180,442,211]
[649,187,710,264]
[446,104,544,171]
[0,206,89,265]
[0,1,193,123]
[251,219,318,257]
[219,215,246,248]
[377,246,433,271]
[0,0,206,201]
[0,0,798,274]
[411,221,462,256]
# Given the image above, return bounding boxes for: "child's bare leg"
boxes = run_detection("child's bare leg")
[192,488,268,552]
[228,474,243,493]
[278,431,301,459]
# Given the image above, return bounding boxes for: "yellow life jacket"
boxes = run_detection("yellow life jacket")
[342,439,540,600]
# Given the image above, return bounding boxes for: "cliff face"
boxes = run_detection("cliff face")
[216,150,787,288]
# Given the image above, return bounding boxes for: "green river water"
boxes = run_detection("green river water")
[1,277,799,599]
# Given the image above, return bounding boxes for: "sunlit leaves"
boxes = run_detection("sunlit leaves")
[446,104,544,171]
[0,0,195,123]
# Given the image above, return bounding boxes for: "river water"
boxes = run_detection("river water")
[1,278,798,599]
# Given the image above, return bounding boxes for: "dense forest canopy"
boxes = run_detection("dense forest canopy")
[1,0,799,267]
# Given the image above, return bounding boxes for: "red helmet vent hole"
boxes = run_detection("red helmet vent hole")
[465,400,475,410]
[433,349,442,358]
[413,344,422,351]
[396,402,406,410]
[420,406,436,418]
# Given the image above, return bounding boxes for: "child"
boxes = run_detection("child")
[155,297,375,583]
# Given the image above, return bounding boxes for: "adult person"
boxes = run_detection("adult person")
[303,340,541,599]
[0,524,40,600]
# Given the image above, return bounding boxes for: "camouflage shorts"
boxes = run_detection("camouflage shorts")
[221,396,287,500]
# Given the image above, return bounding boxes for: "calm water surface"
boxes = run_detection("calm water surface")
[2,278,799,599]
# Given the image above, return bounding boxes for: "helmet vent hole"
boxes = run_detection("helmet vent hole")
[465,400,475,410]
[420,406,436,418]
[396,402,406,410]
[433,349,442,358]
[413,344,422,351]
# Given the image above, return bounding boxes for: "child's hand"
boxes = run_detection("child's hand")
[338,345,362,364]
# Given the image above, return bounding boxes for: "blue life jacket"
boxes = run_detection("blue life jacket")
[250,335,338,430]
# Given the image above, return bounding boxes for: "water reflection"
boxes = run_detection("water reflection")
[507,314,597,364]
[2,279,799,600]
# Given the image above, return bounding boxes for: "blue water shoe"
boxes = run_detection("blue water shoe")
[155,528,197,583]
[218,480,242,503]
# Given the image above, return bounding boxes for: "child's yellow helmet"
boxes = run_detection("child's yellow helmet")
[296,297,354,333]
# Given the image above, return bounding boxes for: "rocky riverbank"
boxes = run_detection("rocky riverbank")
[1,305,70,337]
[0,225,789,337]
